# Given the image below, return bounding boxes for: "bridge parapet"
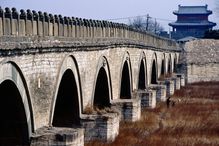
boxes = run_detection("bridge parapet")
[0,7,179,51]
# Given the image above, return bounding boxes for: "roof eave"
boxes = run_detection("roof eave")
[173,11,212,15]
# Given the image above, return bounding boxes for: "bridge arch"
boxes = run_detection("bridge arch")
[50,55,82,127]
[160,53,166,78]
[119,52,132,99]
[168,54,172,73]
[0,61,34,145]
[92,56,112,109]
[150,52,158,84]
[137,51,147,89]
[173,53,178,72]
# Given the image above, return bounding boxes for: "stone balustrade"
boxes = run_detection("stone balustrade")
[0,7,178,51]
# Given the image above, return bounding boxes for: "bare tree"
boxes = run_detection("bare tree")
[129,15,164,34]
[129,16,145,30]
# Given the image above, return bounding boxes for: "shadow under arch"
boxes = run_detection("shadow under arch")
[91,56,112,109]
[160,53,166,77]
[173,53,178,72]
[168,54,172,73]
[119,52,132,99]
[151,52,158,84]
[137,52,147,89]
[50,55,82,127]
[0,61,34,145]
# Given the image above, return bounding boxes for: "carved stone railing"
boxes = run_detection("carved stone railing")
[0,7,179,51]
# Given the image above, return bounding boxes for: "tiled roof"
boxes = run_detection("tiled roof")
[169,21,216,27]
[174,5,212,14]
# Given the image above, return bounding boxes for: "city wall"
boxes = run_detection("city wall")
[178,39,219,83]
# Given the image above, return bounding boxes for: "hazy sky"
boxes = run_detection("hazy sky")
[1,0,218,30]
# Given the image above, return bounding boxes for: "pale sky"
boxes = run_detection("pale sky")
[1,0,218,31]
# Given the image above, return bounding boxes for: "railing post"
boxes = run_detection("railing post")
[112,22,116,38]
[43,12,49,36]
[72,17,76,38]
[67,17,72,37]
[109,22,113,37]
[80,18,84,38]
[54,15,59,36]
[90,19,94,38]
[104,21,109,38]
[82,19,87,38]
[85,19,90,38]
[26,9,33,36]
[4,7,12,35]
[11,8,19,36]
[0,7,3,36]
[38,11,44,36]
[101,21,105,38]
[63,17,68,37]
[96,20,100,38]
[49,14,54,36]
[75,17,80,37]
[58,15,64,36]
[93,20,97,38]
[19,9,27,36]
[32,10,38,36]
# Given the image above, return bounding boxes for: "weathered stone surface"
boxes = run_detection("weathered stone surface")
[176,73,185,86]
[80,113,119,142]
[179,39,219,83]
[149,84,167,102]
[31,126,84,146]
[111,98,141,122]
[137,89,156,108]
[158,79,175,97]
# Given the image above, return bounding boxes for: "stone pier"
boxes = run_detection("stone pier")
[80,113,120,142]
[158,79,175,97]
[149,84,167,102]
[170,76,181,90]
[111,98,141,122]
[137,89,156,108]
[31,127,84,146]
[176,73,185,87]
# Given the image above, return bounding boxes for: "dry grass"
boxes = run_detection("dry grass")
[83,105,118,115]
[158,73,173,81]
[85,81,219,146]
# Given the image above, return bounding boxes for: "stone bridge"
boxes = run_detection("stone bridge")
[0,7,184,146]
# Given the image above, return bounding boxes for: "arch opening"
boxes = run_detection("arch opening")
[0,80,29,145]
[138,60,146,89]
[168,58,172,73]
[161,59,165,76]
[151,60,157,84]
[93,67,110,109]
[120,61,131,99]
[174,58,177,73]
[52,69,80,127]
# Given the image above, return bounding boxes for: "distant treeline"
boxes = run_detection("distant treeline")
[204,30,219,39]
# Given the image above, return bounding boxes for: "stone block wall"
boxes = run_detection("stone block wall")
[187,63,219,83]
[111,98,141,122]
[149,84,167,102]
[179,39,219,83]
[158,80,174,97]
[137,89,156,108]
[176,73,185,86]
[80,113,119,142]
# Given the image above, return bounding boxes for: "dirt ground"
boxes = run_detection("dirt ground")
[86,82,219,146]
